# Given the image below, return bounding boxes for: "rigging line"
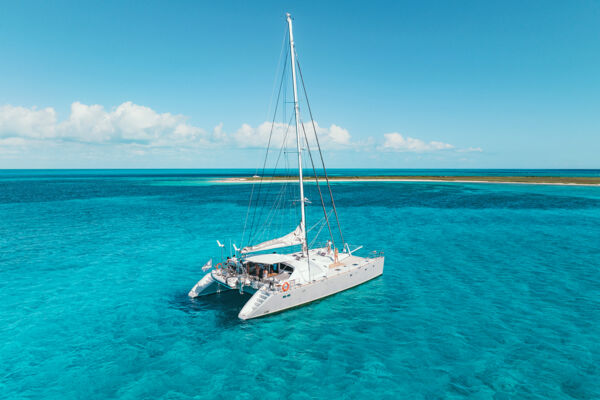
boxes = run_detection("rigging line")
[246,44,289,246]
[265,25,290,127]
[307,214,326,248]
[256,180,288,242]
[247,50,288,244]
[263,186,287,242]
[257,169,293,243]
[274,178,289,242]
[285,154,295,240]
[249,112,294,244]
[295,56,346,246]
[307,209,332,233]
[242,27,287,248]
[249,112,292,242]
[300,118,335,247]
[250,121,291,244]
[309,213,331,248]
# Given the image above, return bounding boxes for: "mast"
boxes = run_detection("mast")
[286,12,308,256]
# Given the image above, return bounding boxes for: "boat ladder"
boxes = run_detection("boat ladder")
[249,289,270,311]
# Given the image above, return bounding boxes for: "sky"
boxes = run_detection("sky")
[0,0,599,169]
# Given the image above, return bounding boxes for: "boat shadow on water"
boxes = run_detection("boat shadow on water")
[172,290,253,327]
[178,273,387,329]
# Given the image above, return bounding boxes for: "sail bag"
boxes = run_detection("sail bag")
[242,224,304,253]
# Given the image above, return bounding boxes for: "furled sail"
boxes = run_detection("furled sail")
[242,224,304,254]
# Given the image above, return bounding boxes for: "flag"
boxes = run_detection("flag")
[202,259,212,272]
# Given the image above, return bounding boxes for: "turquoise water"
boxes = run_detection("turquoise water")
[1,170,599,399]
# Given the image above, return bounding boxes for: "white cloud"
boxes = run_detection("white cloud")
[0,137,29,146]
[212,122,226,142]
[0,102,356,151]
[457,146,483,153]
[0,105,57,139]
[324,124,351,145]
[379,132,454,153]
[0,101,208,147]
[232,121,280,148]
[0,101,481,161]
[310,122,352,147]
[229,120,355,149]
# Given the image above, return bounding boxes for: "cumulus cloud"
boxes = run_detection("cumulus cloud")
[311,122,352,146]
[229,120,354,149]
[0,102,357,152]
[0,101,480,160]
[325,124,351,145]
[379,132,454,153]
[0,105,57,139]
[0,102,208,147]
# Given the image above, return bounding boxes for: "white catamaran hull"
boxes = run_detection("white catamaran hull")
[187,14,386,320]
[188,272,230,297]
[238,256,384,320]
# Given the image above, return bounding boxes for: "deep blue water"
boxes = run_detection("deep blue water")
[1,170,599,399]
[2,168,600,180]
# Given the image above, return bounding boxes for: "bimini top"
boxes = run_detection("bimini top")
[244,253,296,265]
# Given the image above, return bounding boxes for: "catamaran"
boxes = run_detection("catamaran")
[188,13,384,320]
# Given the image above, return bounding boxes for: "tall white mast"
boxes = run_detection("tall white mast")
[286,12,308,256]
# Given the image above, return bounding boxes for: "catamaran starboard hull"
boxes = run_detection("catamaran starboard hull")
[238,256,384,320]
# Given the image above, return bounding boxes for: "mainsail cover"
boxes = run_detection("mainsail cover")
[242,224,304,253]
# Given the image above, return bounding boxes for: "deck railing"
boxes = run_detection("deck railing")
[368,250,385,258]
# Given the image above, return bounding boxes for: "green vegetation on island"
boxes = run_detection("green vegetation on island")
[224,176,600,185]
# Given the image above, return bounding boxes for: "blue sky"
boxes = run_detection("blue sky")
[0,0,598,168]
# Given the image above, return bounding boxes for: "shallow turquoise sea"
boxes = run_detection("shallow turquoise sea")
[1,170,599,399]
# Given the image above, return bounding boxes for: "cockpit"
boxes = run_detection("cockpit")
[242,253,295,282]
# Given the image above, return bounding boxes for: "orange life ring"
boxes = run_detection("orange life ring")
[282,282,290,292]
[215,263,222,269]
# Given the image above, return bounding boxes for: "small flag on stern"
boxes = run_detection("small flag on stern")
[202,259,212,272]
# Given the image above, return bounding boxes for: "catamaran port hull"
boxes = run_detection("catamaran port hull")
[238,256,384,320]
[188,272,232,297]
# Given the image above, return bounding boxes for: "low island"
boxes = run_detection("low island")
[216,175,600,186]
